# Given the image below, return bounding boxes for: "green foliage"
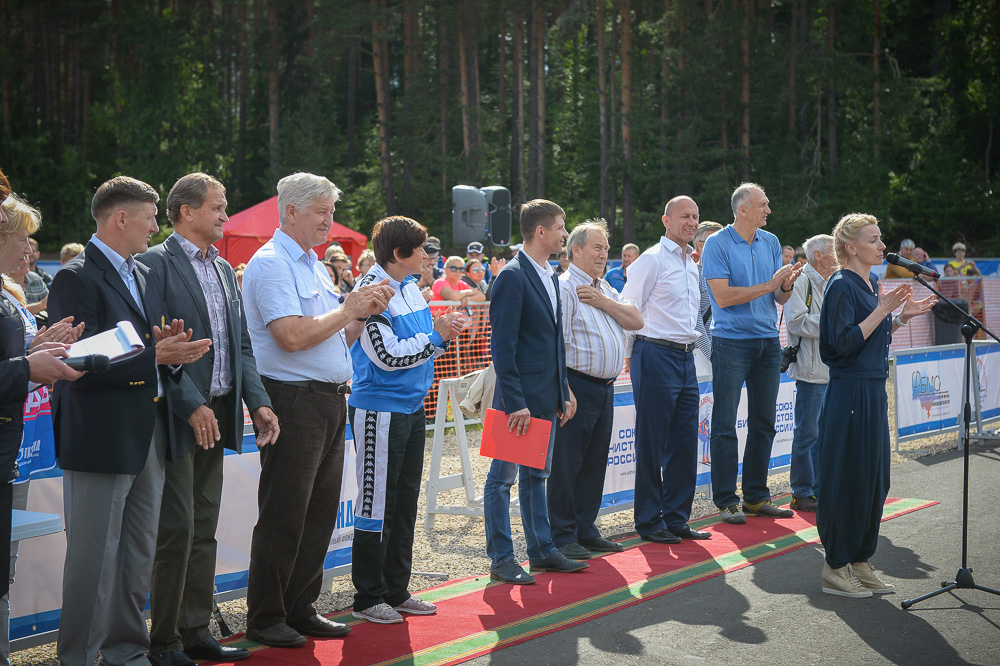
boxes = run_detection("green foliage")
[1,0,996,258]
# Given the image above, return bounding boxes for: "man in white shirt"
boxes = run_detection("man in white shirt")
[242,173,391,648]
[622,196,710,544]
[549,220,642,560]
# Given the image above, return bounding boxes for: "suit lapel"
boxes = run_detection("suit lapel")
[516,254,556,324]
[166,236,213,333]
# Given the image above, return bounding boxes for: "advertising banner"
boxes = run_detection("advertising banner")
[9,410,358,644]
[893,341,1000,441]
[601,374,797,508]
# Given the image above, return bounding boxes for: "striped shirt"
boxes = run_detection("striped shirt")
[173,232,233,397]
[559,263,633,380]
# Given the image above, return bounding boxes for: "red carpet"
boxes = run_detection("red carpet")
[209,496,936,665]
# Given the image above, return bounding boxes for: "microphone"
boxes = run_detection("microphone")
[64,354,111,373]
[886,253,940,279]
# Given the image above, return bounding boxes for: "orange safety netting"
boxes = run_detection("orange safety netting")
[424,302,493,419]
[424,277,1000,418]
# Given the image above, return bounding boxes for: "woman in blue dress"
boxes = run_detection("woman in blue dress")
[817,213,935,598]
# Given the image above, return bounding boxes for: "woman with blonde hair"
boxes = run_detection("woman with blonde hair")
[817,213,935,598]
[0,175,83,661]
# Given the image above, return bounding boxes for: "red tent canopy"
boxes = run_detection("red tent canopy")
[215,195,368,269]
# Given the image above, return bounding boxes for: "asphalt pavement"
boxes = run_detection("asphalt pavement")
[469,444,1000,665]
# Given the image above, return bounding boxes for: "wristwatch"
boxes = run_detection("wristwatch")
[894,315,908,327]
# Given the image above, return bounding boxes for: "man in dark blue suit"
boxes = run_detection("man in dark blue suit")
[484,199,586,585]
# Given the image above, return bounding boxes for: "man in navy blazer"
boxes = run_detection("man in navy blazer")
[484,199,585,585]
[137,173,279,665]
[49,176,211,666]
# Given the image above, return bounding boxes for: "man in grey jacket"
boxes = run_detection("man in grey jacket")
[785,234,836,512]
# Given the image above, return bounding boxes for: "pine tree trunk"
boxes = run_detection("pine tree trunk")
[511,11,526,204]
[789,0,798,138]
[739,0,751,182]
[371,0,395,212]
[826,0,837,182]
[620,0,634,242]
[267,0,280,171]
[597,0,610,232]
[497,0,507,152]
[527,5,546,197]
[873,0,881,157]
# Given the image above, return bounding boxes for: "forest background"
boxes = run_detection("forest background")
[2,0,998,257]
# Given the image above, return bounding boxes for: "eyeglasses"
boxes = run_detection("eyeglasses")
[447,266,463,272]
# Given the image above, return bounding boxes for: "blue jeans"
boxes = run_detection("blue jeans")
[483,413,558,566]
[790,381,826,498]
[709,337,780,509]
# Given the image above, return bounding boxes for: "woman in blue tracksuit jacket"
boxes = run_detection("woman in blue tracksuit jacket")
[347,216,462,625]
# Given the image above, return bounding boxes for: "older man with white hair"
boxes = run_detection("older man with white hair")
[548,220,642,559]
[242,173,392,648]
[784,234,836,513]
[884,238,917,279]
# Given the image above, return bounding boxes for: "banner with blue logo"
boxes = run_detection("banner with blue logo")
[601,374,797,508]
[893,341,1000,441]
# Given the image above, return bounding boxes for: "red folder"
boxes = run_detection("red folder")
[479,408,553,470]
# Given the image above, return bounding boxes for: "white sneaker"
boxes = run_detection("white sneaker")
[851,561,895,594]
[393,595,438,615]
[353,602,404,624]
[821,562,873,598]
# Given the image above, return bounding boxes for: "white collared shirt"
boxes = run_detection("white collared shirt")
[518,249,558,316]
[560,263,633,379]
[90,234,166,397]
[621,236,700,354]
[242,228,352,383]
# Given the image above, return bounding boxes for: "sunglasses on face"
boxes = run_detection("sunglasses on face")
[448,266,463,272]
[470,267,485,273]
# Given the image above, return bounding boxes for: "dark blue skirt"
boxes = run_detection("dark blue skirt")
[816,376,891,568]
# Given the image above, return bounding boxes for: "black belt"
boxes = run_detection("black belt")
[207,390,232,406]
[635,335,696,353]
[567,367,616,387]
[262,377,352,395]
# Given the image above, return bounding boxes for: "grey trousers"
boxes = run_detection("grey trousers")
[57,416,167,666]
[149,398,231,654]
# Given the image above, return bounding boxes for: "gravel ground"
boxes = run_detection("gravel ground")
[11,377,976,664]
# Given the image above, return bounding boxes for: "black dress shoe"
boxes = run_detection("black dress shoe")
[673,526,711,540]
[246,622,307,648]
[580,536,625,552]
[150,651,195,666]
[185,636,250,662]
[288,613,352,638]
[529,551,589,573]
[641,529,682,544]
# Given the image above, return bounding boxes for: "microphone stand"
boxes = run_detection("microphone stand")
[901,274,1000,609]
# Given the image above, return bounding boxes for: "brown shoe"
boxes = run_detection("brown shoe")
[246,622,308,648]
[850,561,895,594]
[821,562,873,598]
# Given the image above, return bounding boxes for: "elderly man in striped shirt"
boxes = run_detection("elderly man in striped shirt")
[548,219,643,560]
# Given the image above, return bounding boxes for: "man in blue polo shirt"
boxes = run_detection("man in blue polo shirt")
[701,183,804,524]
